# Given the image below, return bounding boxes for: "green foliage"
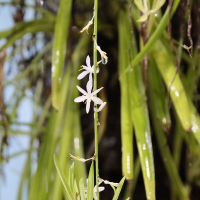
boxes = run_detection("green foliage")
[1,0,200,200]
[54,155,75,200]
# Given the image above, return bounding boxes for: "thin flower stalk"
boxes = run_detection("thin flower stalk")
[93,0,100,199]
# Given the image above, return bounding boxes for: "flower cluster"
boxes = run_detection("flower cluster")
[74,55,106,114]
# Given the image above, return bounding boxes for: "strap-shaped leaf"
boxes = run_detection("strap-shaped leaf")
[53,154,74,200]
[52,0,72,110]
[87,162,94,200]
[74,179,80,200]
[69,163,75,193]
[112,177,126,200]
[79,178,86,200]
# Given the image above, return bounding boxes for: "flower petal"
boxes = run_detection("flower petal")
[77,85,87,95]
[92,97,103,104]
[77,71,90,80]
[92,87,103,95]
[97,102,107,112]
[74,96,87,102]
[93,194,97,200]
[86,101,90,113]
[82,65,89,71]
[89,73,93,83]
[99,187,105,192]
[97,60,102,65]
[86,55,91,68]
[86,79,93,94]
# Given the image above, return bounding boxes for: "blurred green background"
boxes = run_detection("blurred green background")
[1,0,200,199]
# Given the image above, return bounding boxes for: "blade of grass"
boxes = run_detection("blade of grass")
[87,162,94,200]
[118,9,134,180]
[151,40,192,130]
[52,33,90,199]
[124,156,141,200]
[52,0,72,110]
[151,40,200,142]
[148,97,189,200]
[74,179,80,200]
[112,177,126,200]
[54,155,74,200]
[29,68,72,200]
[119,8,156,200]
[51,64,76,200]
[0,23,54,51]
[79,178,86,200]
[148,56,171,129]
[71,33,90,182]
[69,163,75,194]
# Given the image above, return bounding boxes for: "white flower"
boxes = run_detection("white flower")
[74,79,103,113]
[77,55,101,80]
[85,179,105,200]
[95,42,108,64]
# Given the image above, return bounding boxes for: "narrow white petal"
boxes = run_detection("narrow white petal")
[92,97,103,104]
[77,71,89,80]
[77,85,87,95]
[89,73,93,83]
[74,96,87,102]
[92,87,104,95]
[97,60,102,65]
[86,79,93,94]
[97,102,107,112]
[93,194,97,200]
[86,55,91,68]
[86,101,90,113]
[99,187,105,192]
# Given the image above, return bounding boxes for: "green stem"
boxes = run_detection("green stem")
[93,0,99,200]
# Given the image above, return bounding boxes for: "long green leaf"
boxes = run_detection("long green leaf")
[151,40,200,142]
[29,67,72,200]
[112,177,126,200]
[118,9,134,181]
[69,163,75,193]
[79,178,86,200]
[149,100,189,200]
[87,162,94,200]
[74,179,80,200]
[124,0,180,74]
[53,155,74,200]
[0,23,54,51]
[148,57,171,128]
[52,0,72,110]
[0,18,55,40]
